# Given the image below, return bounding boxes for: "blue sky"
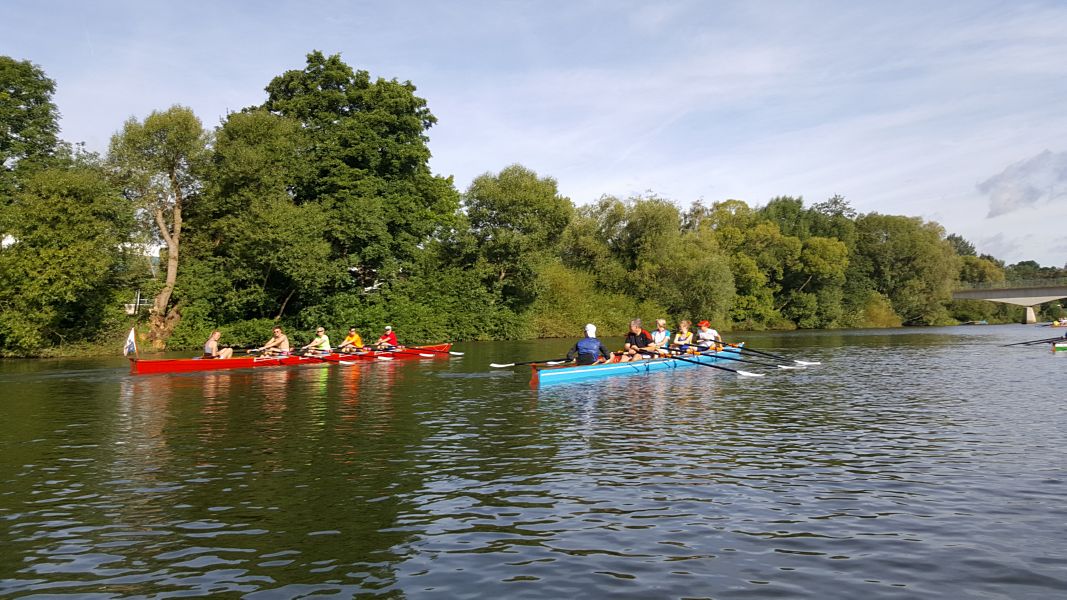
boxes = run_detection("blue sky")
[3,0,1066,266]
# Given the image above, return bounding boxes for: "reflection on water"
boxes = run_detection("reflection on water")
[1,326,1066,598]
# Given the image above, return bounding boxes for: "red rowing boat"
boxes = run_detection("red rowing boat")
[128,344,454,374]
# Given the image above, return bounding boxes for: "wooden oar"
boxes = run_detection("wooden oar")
[639,350,764,377]
[1003,335,1067,347]
[724,342,821,365]
[673,346,799,369]
[490,357,571,368]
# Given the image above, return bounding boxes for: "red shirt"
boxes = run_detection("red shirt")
[377,331,398,346]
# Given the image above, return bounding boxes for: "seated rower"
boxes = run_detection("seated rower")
[650,318,672,355]
[566,323,613,365]
[620,319,656,362]
[695,320,722,351]
[338,327,363,353]
[302,327,332,355]
[375,325,398,349]
[257,327,290,356]
[203,330,233,359]
[673,320,694,352]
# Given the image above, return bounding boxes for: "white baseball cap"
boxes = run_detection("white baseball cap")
[584,323,596,337]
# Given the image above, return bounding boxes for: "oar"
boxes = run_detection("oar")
[724,342,821,365]
[490,357,571,368]
[1003,335,1067,347]
[403,345,464,356]
[639,350,764,377]
[369,347,436,358]
[673,347,799,369]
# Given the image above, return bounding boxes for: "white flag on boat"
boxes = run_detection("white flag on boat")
[123,327,137,356]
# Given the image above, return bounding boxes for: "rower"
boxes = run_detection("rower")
[302,327,332,355]
[650,319,671,355]
[566,323,613,365]
[338,327,363,353]
[375,325,398,349]
[620,319,655,362]
[257,326,290,355]
[695,320,722,351]
[203,330,233,359]
[673,320,694,352]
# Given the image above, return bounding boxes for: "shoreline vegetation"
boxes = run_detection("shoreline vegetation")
[3,51,1066,359]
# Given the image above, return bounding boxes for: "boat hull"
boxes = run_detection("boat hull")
[129,355,294,375]
[531,347,741,387]
[129,343,454,374]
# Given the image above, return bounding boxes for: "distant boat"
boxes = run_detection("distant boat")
[961,320,988,325]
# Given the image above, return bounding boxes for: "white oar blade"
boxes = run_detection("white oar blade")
[794,360,821,366]
[544,360,567,365]
[418,353,434,357]
[449,351,465,356]
[489,363,516,368]
[777,365,800,370]
[737,370,765,377]
[376,356,394,361]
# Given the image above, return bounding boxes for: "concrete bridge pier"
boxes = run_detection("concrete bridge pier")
[1025,306,1037,324]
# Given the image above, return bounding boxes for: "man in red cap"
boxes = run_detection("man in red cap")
[695,320,722,351]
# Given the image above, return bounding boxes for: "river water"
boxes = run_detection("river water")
[1,326,1065,598]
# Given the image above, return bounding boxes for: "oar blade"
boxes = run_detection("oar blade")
[376,356,394,361]
[736,370,765,377]
[448,351,465,356]
[490,362,516,368]
[794,360,821,366]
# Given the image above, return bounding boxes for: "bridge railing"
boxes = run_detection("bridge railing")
[956,277,1067,290]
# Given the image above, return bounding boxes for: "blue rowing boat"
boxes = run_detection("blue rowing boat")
[530,346,744,387]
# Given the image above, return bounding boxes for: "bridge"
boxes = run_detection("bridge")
[953,278,1067,323]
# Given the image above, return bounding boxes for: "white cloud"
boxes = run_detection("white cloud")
[977,150,1067,217]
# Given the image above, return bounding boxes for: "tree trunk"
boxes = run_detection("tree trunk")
[148,177,183,349]
[775,274,813,312]
[275,288,296,321]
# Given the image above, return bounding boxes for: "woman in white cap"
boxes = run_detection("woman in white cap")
[375,325,398,349]
[565,323,613,365]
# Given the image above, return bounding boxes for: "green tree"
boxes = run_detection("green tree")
[463,164,573,309]
[0,56,59,193]
[0,163,132,354]
[261,51,459,290]
[852,213,959,325]
[779,236,849,327]
[759,196,810,239]
[946,233,977,257]
[184,109,336,324]
[108,105,211,347]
